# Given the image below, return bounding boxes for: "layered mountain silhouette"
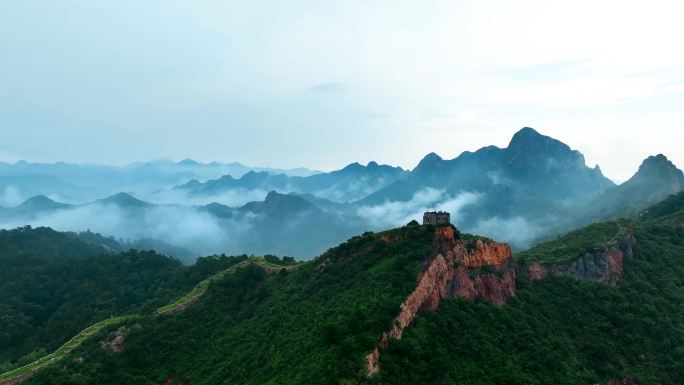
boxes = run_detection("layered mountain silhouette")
[359,127,616,243]
[367,127,612,201]
[0,127,682,257]
[177,161,407,203]
[569,154,684,227]
[0,159,318,204]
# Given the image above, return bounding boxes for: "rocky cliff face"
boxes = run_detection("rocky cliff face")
[366,226,516,376]
[524,234,635,285]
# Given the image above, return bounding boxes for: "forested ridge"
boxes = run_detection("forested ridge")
[0,226,246,373]
[4,193,684,384]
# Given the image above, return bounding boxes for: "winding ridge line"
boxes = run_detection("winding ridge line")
[0,257,294,384]
[156,257,293,315]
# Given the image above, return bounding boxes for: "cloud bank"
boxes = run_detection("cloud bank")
[356,188,481,229]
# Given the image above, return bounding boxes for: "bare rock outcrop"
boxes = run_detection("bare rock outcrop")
[524,234,635,285]
[101,327,126,353]
[366,226,516,376]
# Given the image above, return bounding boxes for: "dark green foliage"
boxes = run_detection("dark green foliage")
[16,195,684,385]
[0,227,243,372]
[263,254,297,266]
[25,225,435,385]
[640,191,684,222]
[378,221,684,385]
[0,226,108,259]
[517,220,632,263]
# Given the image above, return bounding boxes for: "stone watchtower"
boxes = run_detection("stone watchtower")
[423,211,450,225]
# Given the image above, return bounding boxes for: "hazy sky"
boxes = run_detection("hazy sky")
[1,0,683,181]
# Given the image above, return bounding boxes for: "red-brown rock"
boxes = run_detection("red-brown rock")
[366,226,516,376]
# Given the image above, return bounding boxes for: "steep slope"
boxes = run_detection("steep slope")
[573,154,684,226]
[19,194,684,385]
[376,197,684,385]
[366,127,613,204]
[518,220,636,284]
[0,257,295,385]
[366,226,515,375]
[0,227,244,372]
[359,128,614,248]
[21,225,438,384]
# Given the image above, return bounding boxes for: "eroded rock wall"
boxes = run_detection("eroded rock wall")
[524,234,636,285]
[366,226,516,376]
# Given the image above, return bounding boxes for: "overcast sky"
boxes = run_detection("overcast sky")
[1,0,683,181]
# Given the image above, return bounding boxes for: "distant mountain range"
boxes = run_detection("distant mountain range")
[0,159,320,205]
[358,127,615,237]
[0,127,682,258]
[177,161,407,203]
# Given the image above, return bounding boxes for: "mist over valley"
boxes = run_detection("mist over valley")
[1,128,681,260]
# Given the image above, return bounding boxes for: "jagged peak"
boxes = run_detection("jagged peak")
[264,190,284,201]
[627,154,684,185]
[264,190,309,203]
[638,154,678,171]
[246,190,316,214]
[337,161,402,173]
[341,162,364,171]
[239,170,272,180]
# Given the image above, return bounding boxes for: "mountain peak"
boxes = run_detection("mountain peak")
[177,158,200,166]
[516,126,541,136]
[417,152,443,166]
[505,127,579,165]
[101,193,150,208]
[639,154,675,170]
[507,127,566,150]
[342,162,364,171]
[423,152,443,161]
[16,195,70,212]
[631,154,684,184]
[20,195,59,207]
[254,191,315,214]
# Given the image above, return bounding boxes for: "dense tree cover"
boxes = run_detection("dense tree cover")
[640,191,684,222]
[0,227,246,372]
[24,225,435,385]
[0,226,108,260]
[379,222,684,384]
[516,220,633,263]
[17,195,684,384]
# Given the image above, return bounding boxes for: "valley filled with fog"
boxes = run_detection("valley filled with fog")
[1,128,682,261]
